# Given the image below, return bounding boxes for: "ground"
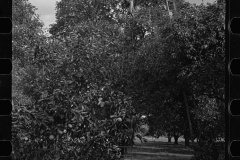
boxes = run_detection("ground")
[123,136,194,160]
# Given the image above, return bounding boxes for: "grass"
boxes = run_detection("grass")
[123,136,194,160]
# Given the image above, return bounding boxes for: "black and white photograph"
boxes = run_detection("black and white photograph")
[12,0,225,159]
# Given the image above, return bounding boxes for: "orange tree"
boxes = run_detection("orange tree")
[12,29,136,159]
[160,1,225,159]
[12,0,139,159]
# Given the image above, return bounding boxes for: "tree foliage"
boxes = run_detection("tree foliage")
[12,0,225,159]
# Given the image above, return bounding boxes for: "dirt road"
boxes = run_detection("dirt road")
[123,136,194,160]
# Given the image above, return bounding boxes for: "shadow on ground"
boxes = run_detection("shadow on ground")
[123,136,194,160]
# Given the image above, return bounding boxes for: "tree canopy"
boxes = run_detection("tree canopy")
[12,0,225,159]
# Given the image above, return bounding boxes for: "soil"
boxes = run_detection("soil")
[123,136,194,160]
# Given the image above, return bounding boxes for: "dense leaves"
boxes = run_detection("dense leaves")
[12,0,225,159]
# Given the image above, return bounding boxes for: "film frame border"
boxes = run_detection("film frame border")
[228,0,240,159]
[0,0,238,159]
[0,0,12,159]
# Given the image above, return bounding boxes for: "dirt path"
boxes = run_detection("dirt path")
[123,136,194,160]
[132,151,192,157]
[126,151,192,157]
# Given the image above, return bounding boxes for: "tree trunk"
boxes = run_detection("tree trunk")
[167,133,172,143]
[168,136,172,142]
[129,0,134,14]
[184,125,190,147]
[124,146,128,154]
[165,0,171,17]
[173,132,179,144]
[174,136,179,145]
[185,137,190,147]
[191,91,202,144]
[183,90,194,144]
[173,0,177,12]
[120,140,125,158]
